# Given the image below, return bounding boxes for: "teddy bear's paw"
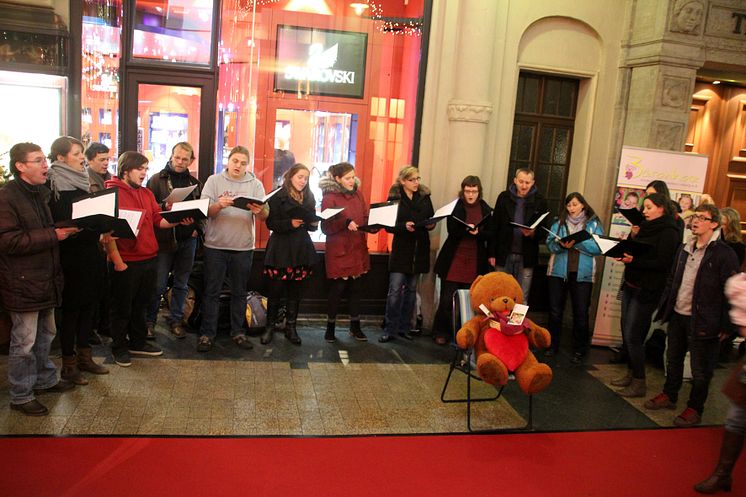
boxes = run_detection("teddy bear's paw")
[476,354,508,386]
[517,363,553,395]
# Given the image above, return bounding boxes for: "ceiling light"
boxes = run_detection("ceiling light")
[713,80,721,85]
[350,2,369,15]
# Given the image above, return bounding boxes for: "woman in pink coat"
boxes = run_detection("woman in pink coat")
[320,162,371,342]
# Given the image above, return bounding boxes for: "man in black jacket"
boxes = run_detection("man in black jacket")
[145,142,203,338]
[488,168,548,302]
[645,204,739,427]
[0,142,77,416]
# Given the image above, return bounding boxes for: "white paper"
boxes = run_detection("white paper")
[318,207,344,220]
[72,192,117,219]
[511,211,549,230]
[163,184,197,204]
[170,198,209,216]
[118,209,142,237]
[479,304,492,317]
[592,234,619,254]
[542,226,561,240]
[367,203,399,227]
[508,304,529,326]
[432,198,459,219]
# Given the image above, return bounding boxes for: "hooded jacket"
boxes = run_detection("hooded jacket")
[623,214,681,303]
[489,184,549,268]
[0,180,63,311]
[201,170,264,251]
[264,186,318,268]
[386,182,434,274]
[319,172,370,279]
[546,216,605,283]
[105,176,164,262]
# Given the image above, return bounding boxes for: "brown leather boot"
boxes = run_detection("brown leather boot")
[61,355,88,385]
[617,378,646,398]
[76,347,109,375]
[694,430,744,493]
[610,371,632,387]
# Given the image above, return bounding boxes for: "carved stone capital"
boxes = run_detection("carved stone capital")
[447,100,493,123]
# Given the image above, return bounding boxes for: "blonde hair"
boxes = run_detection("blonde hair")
[720,207,743,244]
[397,165,419,182]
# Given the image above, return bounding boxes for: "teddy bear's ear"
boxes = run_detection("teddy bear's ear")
[470,275,484,293]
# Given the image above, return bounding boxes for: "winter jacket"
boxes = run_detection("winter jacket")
[0,180,63,312]
[147,162,202,252]
[386,183,435,274]
[48,186,105,309]
[656,232,739,340]
[623,214,681,303]
[725,272,746,327]
[264,187,318,268]
[433,198,492,279]
[104,177,164,262]
[489,184,549,268]
[546,216,604,283]
[319,172,370,279]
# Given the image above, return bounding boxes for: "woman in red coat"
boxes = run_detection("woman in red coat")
[320,162,371,342]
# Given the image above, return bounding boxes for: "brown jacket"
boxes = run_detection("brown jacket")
[0,180,63,312]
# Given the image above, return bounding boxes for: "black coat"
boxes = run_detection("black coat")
[264,187,318,268]
[434,198,492,279]
[0,180,63,312]
[386,183,434,274]
[48,188,105,310]
[656,236,739,340]
[489,185,548,268]
[623,214,681,303]
[146,164,202,252]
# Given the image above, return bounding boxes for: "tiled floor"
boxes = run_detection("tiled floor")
[0,317,740,436]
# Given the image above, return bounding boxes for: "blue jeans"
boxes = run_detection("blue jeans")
[620,285,658,379]
[200,247,253,339]
[663,312,721,414]
[496,254,534,303]
[384,272,418,335]
[547,274,593,355]
[147,237,198,325]
[8,309,58,404]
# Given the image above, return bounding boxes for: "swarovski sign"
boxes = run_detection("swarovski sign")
[284,44,357,85]
[275,25,367,99]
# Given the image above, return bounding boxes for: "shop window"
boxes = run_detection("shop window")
[82,0,122,154]
[132,0,214,65]
[509,72,578,216]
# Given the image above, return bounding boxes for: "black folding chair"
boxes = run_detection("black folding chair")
[440,289,533,432]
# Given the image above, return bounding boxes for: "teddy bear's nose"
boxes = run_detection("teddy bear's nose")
[502,298,509,304]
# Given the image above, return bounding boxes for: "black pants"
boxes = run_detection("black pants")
[547,273,593,355]
[432,280,470,340]
[110,258,157,353]
[326,277,364,321]
[60,305,96,355]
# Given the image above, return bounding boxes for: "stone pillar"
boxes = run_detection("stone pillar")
[419,0,499,330]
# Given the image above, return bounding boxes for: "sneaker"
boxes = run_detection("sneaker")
[674,407,702,427]
[169,322,187,339]
[128,343,163,356]
[233,335,254,350]
[644,392,676,410]
[146,322,156,340]
[88,331,103,345]
[113,349,132,367]
[197,335,213,353]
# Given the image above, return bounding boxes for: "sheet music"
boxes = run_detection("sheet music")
[318,207,344,220]
[511,211,550,230]
[72,191,117,219]
[163,184,198,204]
[542,227,561,240]
[170,198,209,216]
[592,234,619,254]
[118,209,142,237]
[432,198,459,219]
[367,203,399,227]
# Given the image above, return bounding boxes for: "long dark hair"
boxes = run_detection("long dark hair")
[644,192,675,216]
[558,192,596,225]
[282,163,314,205]
[646,180,671,200]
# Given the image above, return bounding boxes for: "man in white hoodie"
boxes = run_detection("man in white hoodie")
[197,146,268,352]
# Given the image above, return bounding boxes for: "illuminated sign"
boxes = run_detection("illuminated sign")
[275,25,367,99]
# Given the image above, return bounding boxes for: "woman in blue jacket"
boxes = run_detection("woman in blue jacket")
[546,192,604,363]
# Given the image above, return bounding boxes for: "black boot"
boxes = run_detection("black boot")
[261,301,280,345]
[349,319,367,341]
[694,430,744,493]
[284,300,301,345]
[325,321,336,342]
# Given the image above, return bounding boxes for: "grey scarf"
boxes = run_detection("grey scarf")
[565,211,588,234]
[48,161,91,200]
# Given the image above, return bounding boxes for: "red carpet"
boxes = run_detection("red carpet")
[0,428,742,496]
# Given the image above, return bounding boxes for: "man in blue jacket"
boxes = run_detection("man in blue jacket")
[645,203,739,427]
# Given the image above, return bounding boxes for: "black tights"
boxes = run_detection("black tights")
[60,305,96,356]
[326,277,363,322]
[267,279,302,304]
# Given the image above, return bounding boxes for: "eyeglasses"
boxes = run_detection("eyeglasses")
[691,214,714,222]
[406,177,421,182]
[23,158,47,165]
